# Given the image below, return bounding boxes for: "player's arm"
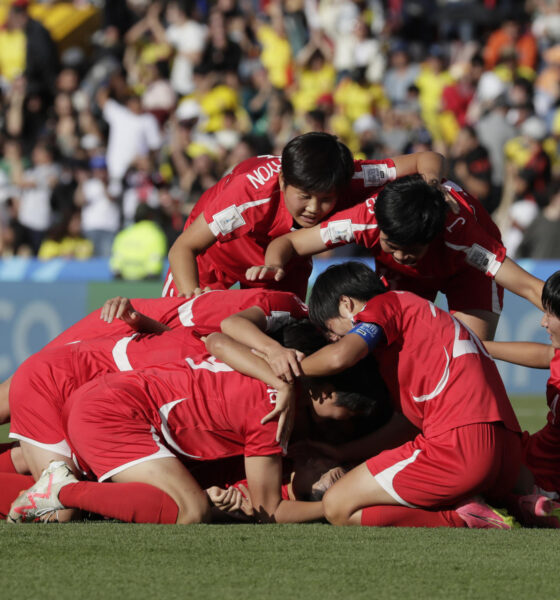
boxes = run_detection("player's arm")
[246,226,327,282]
[483,340,553,369]
[244,455,324,523]
[392,151,445,184]
[100,297,171,333]
[494,257,544,311]
[301,323,385,377]
[167,213,217,297]
[220,307,303,383]
[205,332,295,446]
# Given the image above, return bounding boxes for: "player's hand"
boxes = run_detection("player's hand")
[206,486,243,511]
[100,296,139,325]
[261,383,295,449]
[427,179,460,215]
[245,265,286,282]
[263,345,304,384]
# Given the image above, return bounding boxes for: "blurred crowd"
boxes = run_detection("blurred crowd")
[1,0,560,279]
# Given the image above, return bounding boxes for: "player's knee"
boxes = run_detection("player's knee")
[176,498,212,524]
[322,487,351,526]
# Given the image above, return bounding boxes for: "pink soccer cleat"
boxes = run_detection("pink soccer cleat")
[456,497,519,529]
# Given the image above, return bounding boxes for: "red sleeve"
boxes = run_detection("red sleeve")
[355,293,402,346]
[244,386,285,457]
[259,291,309,332]
[201,156,282,243]
[347,159,397,205]
[319,199,380,249]
[442,181,506,277]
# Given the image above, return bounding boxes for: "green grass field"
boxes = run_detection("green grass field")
[1,396,557,600]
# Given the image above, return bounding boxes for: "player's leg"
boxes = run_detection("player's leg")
[19,441,76,480]
[110,457,211,524]
[0,375,12,424]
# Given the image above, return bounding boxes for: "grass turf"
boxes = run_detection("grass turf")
[1,396,556,600]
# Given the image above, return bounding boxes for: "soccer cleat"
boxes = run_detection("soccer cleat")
[456,497,519,529]
[517,493,560,528]
[7,461,77,524]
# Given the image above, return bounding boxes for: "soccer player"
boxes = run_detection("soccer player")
[483,270,560,526]
[299,262,524,528]
[252,175,544,340]
[163,132,445,300]
[9,340,379,525]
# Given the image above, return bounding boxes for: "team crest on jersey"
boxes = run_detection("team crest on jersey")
[362,164,389,187]
[212,205,246,235]
[465,243,496,271]
[326,219,355,243]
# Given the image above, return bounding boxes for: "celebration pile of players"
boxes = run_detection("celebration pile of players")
[2,132,560,529]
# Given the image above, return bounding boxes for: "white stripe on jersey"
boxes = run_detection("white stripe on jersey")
[491,280,501,315]
[112,333,139,371]
[444,241,501,276]
[321,219,378,245]
[373,449,421,508]
[159,400,202,459]
[162,272,173,297]
[209,198,271,236]
[412,347,450,402]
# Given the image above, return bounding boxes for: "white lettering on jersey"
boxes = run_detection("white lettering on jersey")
[246,159,282,189]
[446,217,465,233]
[358,164,396,187]
[185,356,234,372]
[366,197,376,214]
[267,386,278,404]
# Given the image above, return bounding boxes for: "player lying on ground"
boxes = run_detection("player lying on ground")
[1,287,309,450]
[163,131,445,300]
[8,324,380,524]
[294,262,551,528]
[250,175,544,341]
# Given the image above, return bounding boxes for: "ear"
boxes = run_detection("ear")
[278,172,286,192]
[339,295,355,317]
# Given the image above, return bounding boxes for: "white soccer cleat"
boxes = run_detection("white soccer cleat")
[7,461,77,523]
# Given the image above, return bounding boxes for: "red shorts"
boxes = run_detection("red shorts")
[9,351,75,457]
[522,425,560,496]
[365,423,521,508]
[64,379,175,481]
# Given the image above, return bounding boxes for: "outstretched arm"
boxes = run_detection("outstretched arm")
[246,226,327,282]
[483,340,553,369]
[100,297,171,334]
[244,455,324,523]
[392,151,445,184]
[168,214,216,297]
[300,333,370,377]
[494,257,544,311]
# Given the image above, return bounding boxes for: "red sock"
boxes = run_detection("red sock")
[59,482,179,524]
[361,505,466,528]
[0,473,35,518]
[0,448,17,474]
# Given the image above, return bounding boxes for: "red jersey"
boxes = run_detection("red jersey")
[64,356,284,462]
[43,289,307,350]
[354,291,520,438]
[319,180,506,299]
[162,156,397,299]
[545,349,560,426]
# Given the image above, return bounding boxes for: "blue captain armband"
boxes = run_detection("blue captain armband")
[348,322,384,351]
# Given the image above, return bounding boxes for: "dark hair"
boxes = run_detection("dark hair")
[375,174,447,245]
[281,133,354,194]
[280,320,327,355]
[308,261,386,329]
[316,355,387,418]
[542,271,560,318]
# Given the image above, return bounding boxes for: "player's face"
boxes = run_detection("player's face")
[311,391,356,420]
[379,231,429,266]
[541,310,560,348]
[282,183,338,228]
[324,300,355,341]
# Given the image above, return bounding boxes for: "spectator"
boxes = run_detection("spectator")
[38,209,93,261]
[110,203,167,280]
[518,181,560,259]
[74,155,120,257]
[383,42,421,107]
